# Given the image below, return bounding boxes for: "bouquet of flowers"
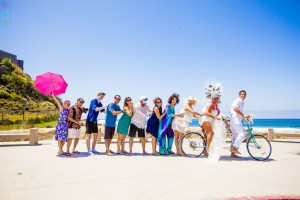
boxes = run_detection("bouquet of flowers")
[243,114,255,123]
[219,113,230,122]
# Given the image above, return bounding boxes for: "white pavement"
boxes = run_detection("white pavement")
[0,139,300,200]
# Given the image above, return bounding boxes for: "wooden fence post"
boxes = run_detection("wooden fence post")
[268,128,274,142]
[29,128,39,145]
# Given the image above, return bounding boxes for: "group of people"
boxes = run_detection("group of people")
[53,82,249,161]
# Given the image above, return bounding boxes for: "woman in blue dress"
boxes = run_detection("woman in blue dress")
[52,92,71,155]
[157,93,183,155]
[146,97,168,155]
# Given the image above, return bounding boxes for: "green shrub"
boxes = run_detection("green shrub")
[2,58,13,70]
[27,116,43,124]
[0,119,14,125]
[11,93,23,102]
[0,90,11,99]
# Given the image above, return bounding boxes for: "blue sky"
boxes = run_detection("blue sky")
[1,0,300,118]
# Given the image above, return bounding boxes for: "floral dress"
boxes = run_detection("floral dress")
[55,108,69,142]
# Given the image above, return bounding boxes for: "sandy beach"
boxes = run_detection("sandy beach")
[0,138,300,200]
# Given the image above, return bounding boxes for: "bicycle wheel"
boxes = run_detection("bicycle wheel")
[246,134,272,161]
[181,132,206,157]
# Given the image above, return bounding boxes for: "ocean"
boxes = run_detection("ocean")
[98,118,300,129]
[189,119,300,128]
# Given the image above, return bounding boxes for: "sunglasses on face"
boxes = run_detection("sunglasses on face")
[156,101,162,104]
[126,99,132,101]
[79,101,84,104]
[116,98,121,101]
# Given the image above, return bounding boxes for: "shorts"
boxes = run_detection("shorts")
[129,124,145,138]
[68,128,81,138]
[86,121,98,134]
[105,126,115,139]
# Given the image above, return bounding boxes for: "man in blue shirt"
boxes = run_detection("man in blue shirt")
[105,95,123,156]
[86,92,108,155]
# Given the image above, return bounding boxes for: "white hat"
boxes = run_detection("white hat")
[139,96,148,103]
[183,96,199,105]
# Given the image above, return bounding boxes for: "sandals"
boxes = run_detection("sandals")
[72,150,80,154]
[65,153,71,156]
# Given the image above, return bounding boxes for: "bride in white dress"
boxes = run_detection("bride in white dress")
[199,82,227,162]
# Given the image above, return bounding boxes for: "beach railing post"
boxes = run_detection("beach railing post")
[268,128,274,142]
[97,126,103,144]
[29,128,39,145]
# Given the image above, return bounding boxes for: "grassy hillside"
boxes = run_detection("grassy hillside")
[0,58,61,111]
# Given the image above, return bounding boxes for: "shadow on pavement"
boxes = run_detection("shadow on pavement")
[220,155,275,162]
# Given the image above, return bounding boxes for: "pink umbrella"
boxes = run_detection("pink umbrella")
[34,72,68,96]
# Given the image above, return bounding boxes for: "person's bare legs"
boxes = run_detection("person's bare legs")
[129,137,134,155]
[66,138,73,153]
[92,133,98,150]
[174,130,180,154]
[117,134,122,153]
[230,146,242,158]
[72,138,79,153]
[151,136,159,155]
[141,137,147,154]
[105,139,114,155]
[202,121,214,155]
[121,135,128,154]
[178,132,185,156]
[86,134,92,151]
[57,140,65,154]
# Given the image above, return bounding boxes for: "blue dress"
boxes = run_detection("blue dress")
[157,104,175,154]
[55,108,69,142]
[146,106,162,138]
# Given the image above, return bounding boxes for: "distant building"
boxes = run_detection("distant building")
[0,50,24,71]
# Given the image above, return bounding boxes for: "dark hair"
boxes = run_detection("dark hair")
[114,95,121,99]
[154,97,162,107]
[98,92,106,96]
[168,93,179,105]
[123,97,131,107]
[239,90,247,95]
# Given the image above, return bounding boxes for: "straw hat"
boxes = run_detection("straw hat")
[183,96,198,105]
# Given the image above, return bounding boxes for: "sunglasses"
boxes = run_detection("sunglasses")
[156,101,162,104]
[126,99,132,101]
[116,98,121,101]
[79,101,84,103]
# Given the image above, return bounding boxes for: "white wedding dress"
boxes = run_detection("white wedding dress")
[199,105,227,162]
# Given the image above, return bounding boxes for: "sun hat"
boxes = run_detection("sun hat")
[183,96,198,105]
[139,96,148,103]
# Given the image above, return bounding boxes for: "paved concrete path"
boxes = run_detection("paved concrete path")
[0,139,300,200]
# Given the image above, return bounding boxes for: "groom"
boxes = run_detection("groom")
[229,90,249,158]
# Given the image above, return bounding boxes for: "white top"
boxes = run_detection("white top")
[131,103,150,129]
[199,103,219,126]
[172,105,193,132]
[230,98,244,124]
[177,105,193,123]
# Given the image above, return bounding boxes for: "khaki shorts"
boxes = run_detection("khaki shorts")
[68,128,81,138]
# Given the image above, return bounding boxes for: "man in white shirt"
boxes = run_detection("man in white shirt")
[129,96,151,155]
[229,90,249,158]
